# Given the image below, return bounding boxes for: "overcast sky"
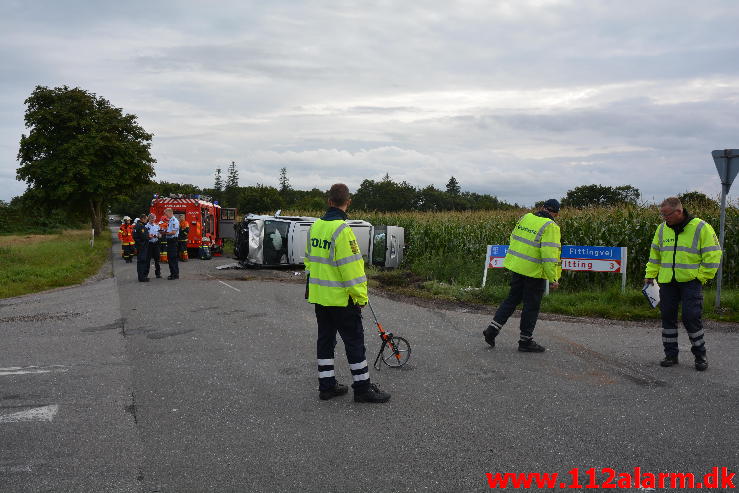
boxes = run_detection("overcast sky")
[2,0,738,206]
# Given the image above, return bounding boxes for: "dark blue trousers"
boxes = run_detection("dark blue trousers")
[493,272,547,339]
[315,303,370,391]
[659,280,706,357]
[135,241,149,281]
[167,241,179,277]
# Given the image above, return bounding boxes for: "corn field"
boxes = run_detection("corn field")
[287,206,739,289]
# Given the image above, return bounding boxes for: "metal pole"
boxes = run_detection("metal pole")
[714,183,728,310]
[621,247,628,293]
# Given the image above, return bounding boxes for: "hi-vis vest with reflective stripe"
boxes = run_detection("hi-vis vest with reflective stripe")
[645,218,722,284]
[503,213,562,282]
[304,219,368,306]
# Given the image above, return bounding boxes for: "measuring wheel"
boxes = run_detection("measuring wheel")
[381,336,412,368]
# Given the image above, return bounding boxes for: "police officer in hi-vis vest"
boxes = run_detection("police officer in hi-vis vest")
[484,199,562,352]
[304,184,390,403]
[645,197,722,371]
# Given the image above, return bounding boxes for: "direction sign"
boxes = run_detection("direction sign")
[561,245,621,260]
[482,244,628,291]
[561,258,621,272]
[712,149,739,187]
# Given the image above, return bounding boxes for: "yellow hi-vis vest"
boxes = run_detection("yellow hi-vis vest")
[304,219,368,306]
[645,217,722,284]
[503,212,562,282]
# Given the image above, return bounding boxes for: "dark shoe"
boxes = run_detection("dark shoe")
[167,275,179,280]
[518,339,546,352]
[139,278,150,282]
[155,274,162,278]
[483,323,500,347]
[695,355,708,371]
[354,383,391,403]
[660,355,679,367]
[319,383,349,401]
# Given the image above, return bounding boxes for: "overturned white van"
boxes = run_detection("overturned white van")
[234,213,404,268]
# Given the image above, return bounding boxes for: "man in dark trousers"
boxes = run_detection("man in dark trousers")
[163,208,180,280]
[645,197,722,371]
[132,214,150,282]
[145,213,162,278]
[483,199,562,352]
[304,184,390,403]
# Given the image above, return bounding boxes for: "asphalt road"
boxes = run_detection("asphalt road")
[1,233,738,492]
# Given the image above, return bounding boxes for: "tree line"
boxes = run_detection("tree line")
[4,84,724,234]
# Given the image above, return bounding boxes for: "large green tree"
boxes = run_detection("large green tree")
[16,85,156,235]
[561,184,640,208]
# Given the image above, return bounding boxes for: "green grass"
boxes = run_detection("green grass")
[0,230,112,298]
[368,268,739,323]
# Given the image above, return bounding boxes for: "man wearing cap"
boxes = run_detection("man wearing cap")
[483,199,562,352]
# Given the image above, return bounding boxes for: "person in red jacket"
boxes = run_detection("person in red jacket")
[117,217,135,263]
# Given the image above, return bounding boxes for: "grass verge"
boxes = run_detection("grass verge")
[0,230,112,299]
[367,267,739,323]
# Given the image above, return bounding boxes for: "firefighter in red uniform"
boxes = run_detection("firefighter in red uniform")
[117,216,135,263]
[158,216,169,263]
[178,215,190,261]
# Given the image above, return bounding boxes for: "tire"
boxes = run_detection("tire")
[381,336,411,368]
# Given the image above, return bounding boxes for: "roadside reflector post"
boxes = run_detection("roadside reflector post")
[711,149,739,309]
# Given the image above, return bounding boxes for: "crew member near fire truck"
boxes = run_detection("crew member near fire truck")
[146,213,162,278]
[304,183,390,404]
[133,214,150,282]
[483,199,562,352]
[117,216,135,263]
[158,215,169,263]
[645,197,722,371]
[164,208,180,280]
[178,214,189,261]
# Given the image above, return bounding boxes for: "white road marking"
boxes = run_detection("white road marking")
[0,465,33,473]
[218,280,241,292]
[0,366,68,377]
[0,405,59,424]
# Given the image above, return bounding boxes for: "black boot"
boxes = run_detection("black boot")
[518,339,545,352]
[483,322,500,347]
[354,383,391,403]
[660,355,679,367]
[694,354,708,371]
[319,383,349,401]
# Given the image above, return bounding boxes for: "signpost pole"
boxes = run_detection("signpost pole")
[621,247,628,293]
[715,182,728,309]
[482,253,489,288]
[712,149,739,310]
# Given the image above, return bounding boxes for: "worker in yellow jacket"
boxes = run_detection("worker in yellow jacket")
[305,184,390,404]
[645,197,722,371]
[483,199,562,352]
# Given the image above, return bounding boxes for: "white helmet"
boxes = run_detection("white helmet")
[123,216,131,221]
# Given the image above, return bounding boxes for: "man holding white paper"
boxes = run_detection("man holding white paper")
[644,197,722,371]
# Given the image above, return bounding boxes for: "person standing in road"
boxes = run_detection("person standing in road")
[164,208,180,280]
[645,197,722,371]
[132,214,150,282]
[146,213,162,279]
[304,183,390,404]
[483,199,562,352]
[178,214,189,261]
[117,216,135,263]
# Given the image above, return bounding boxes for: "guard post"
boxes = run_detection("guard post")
[711,149,739,309]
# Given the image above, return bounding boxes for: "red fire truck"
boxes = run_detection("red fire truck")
[149,194,237,256]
